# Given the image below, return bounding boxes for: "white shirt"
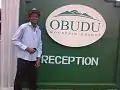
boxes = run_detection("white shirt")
[12,22,42,61]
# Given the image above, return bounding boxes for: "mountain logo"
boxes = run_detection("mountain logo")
[55,10,100,21]
[45,4,106,47]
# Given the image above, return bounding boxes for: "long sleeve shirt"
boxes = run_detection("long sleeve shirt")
[12,22,42,61]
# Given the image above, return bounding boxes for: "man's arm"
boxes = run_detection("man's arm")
[35,30,42,67]
[37,30,42,59]
[12,25,35,54]
[12,25,27,50]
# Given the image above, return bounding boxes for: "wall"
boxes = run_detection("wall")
[0,0,20,90]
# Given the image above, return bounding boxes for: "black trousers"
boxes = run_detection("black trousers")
[14,58,37,90]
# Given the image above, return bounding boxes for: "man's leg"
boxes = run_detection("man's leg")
[14,58,28,90]
[28,62,37,90]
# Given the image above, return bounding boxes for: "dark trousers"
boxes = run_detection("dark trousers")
[14,58,37,90]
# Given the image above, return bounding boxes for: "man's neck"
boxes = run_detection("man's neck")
[31,23,37,28]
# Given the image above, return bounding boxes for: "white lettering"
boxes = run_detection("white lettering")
[49,56,55,64]
[76,57,83,65]
[70,57,75,63]
[84,57,92,65]
[55,56,62,64]
[62,56,69,64]
[41,55,99,66]
[41,55,48,64]
[91,57,99,66]
[82,57,85,65]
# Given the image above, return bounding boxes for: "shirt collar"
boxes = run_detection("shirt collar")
[28,22,39,29]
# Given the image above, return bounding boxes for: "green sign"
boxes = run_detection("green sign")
[19,0,120,89]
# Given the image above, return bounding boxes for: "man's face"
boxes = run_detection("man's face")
[29,13,39,24]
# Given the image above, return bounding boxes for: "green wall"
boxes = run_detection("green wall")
[19,0,120,89]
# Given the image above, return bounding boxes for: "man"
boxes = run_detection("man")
[12,8,42,90]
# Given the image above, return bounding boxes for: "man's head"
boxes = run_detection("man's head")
[28,8,40,25]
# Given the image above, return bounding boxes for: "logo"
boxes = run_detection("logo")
[45,4,106,47]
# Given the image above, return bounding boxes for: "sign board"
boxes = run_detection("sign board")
[19,0,120,89]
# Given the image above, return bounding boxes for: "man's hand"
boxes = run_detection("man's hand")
[35,59,40,68]
[25,47,36,54]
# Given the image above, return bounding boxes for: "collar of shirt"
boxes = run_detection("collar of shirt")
[28,22,39,31]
